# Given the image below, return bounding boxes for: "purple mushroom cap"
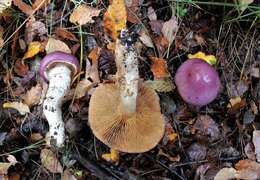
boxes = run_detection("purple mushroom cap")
[39,51,80,82]
[175,58,221,106]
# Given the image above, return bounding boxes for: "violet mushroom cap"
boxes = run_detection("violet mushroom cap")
[175,58,220,106]
[39,51,80,81]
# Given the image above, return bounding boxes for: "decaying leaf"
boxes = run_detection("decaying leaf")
[55,27,78,42]
[88,47,101,82]
[102,149,119,164]
[45,38,71,54]
[40,148,63,173]
[149,56,170,79]
[13,0,34,16]
[14,60,29,76]
[147,6,157,21]
[158,149,180,162]
[3,102,30,115]
[162,16,178,44]
[0,0,12,14]
[145,78,174,92]
[22,41,43,61]
[25,17,47,44]
[69,5,101,25]
[0,26,3,49]
[103,0,127,40]
[253,130,260,162]
[138,29,154,48]
[163,122,178,144]
[22,83,42,107]
[214,168,237,180]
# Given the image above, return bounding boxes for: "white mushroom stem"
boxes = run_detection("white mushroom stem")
[115,40,139,114]
[43,64,72,147]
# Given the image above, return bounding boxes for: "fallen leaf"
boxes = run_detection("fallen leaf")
[138,29,154,48]
[14,60,29,76]
[22,83,42,107]
[154,35,169,56]
[163,122,178,144]
[147,6,157,21]
[3,102,30,115]
[227,96,246,113]
[149,56,170,79]
[162,16,178,44]
[103,0,127,40]
[13,0,34,16]
[102,149,119,164]
[237,0,254,11]
[32,0,48,10]
[253,130,260,162]
[22,41,43,61]
[69,5,101,25]
[158,149,180,162]
[214,168,237,180]
[125,0,140,24]
[188,51,217,65]
[0,26,4,49]
[30,133,43,142]
[62,169,77,180]
[187,143,207,161]
[235,159,260,179]
[25,17,47,44]
[55,27,78,42]
[0,163,14,177]
[149,20,164,35]
[40,148,63,173]
[0,0,12,14]
[145,78,174,92]
[45,38,71,54]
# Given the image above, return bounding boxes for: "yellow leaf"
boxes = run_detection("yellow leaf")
[149,56,170,79]
[227,96,242,108]
[103,0,127,41]
[0,0,12,14]
[22,41,42,61]
[101,149,119,164]
[188,51,217,65]
[69,5,101,25]
[3,102,30,115]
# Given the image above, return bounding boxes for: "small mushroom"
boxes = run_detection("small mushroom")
[39,51,79,147]
[175,58,220,106]
[89,38,165,153]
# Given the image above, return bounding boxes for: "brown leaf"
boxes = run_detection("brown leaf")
[55,27,78,42]
[45,38,71,54]
[149,56,170,79]
[149,20,163,35]
[0,26,4,49]
[62,169,77,180]
[145,78,175,92]
[22,83,42,107]
[25,17,47,44]
[154,35,169,56]
[138,29,154,48]
[40,148,63,173]
[14,60,29,76]
[22,41,44,61]
[158,149,180,162]
[69,5,101,25]
[162,16,178,44]
[13,0,34,16]
[103,0,127,40]
[235,159,260,179]
[125,0,140,24]
[193,115,221,142]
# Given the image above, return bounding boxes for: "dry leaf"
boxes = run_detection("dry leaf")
[0,163,14,176]
[25,17,47,44]
[22,83,42,107]
[102,149,119,164]
[147,6,157,21]
[235,159,260,179]
[40,148,63,173]
[103,0,127,40]
[0,0,12,14]
[30,133,43,142]
[62,169,77,180]
[22,41,43,61]
[145,78,174,92]
[139,29,154,48]
[3,102,30,115]
[158,149,180,162]
[32,0,48,10]
[149,56,170,79]
[162,16,178,44]
[214,168,237,180]
[69,5,101,25]
[55,27,78,42]
[253,130,260,163]
[45,38,71,54]
[13,0,34,16]
[14,60,29,76]
[0,26,4,49]
[227,96,246,113]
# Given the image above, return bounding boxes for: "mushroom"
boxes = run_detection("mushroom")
[39,51,79,147]
[175,58,220,106]
[89,38,165,153]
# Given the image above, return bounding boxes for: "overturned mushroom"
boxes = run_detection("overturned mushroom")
[175,58,220,106]
[39,51,79,147]
[89,38,165,153]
